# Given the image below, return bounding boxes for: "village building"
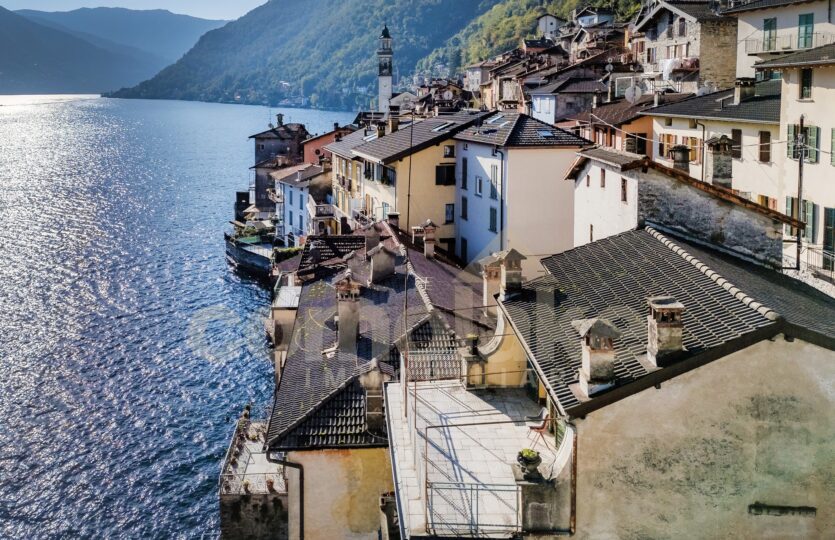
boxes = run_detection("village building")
[724,0,835,78]
[630,0,738,93]
[248,115,310,216]
[642,79,782,206]
[560,91,691,157]
[464,59,497,94]
[271,163,332,246]
[452,112,590,269]
[756,43,835,280]
[498,223,835,538]
[537,12,567,40]
[301,123,356,164]
[528,69,608,125]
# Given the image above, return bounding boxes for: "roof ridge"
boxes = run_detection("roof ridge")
[645,226,781,322]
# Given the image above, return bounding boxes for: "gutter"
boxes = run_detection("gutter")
[382,381,408,540]
[266,451,304,540]
[495,147,506,251]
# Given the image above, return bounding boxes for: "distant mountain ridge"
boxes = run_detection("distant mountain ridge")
[16,7,228,64]
[1,6,227,95]
[110,0,504,109]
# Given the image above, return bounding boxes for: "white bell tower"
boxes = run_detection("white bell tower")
[378,25,393,113]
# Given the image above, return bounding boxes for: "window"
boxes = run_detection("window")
[444,145,455,158]
[461,196,468,220]
[461,157,468,189]
[299,190,304,209]
[600,169,606,188]
[731,129,742,159]
[763,18,776,51]
[627,133,648,155]
[621,178,628,203]
[659,133,677,158]
[289,210,294,228]
[298,214,302,230]
[666,13,674,38]
[289,190,294,205]
[759,131,771,162]
[678,17,686,37]
[683,137,702,163]
[831,128,835,166]
[590,224,594,243]
[381,166,397,185]
[664,117,673,127]
[259,143,265,151]
[757,195,777,210]
[798,13,814,49]
[785,196,817,241]
[460,237,468,261]
[490,165,499,199]
[800,68,813,99]
[586,174,590,187]
[475,176,483,196]
[445,203,454,223]
[489,207,498,232]
[435,164,456,185]
[787,124,820,162]
[382,202,390,220]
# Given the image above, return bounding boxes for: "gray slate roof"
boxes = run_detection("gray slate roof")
[641,80,781,124]
[323,127,372,159]
[755,43,835,69]
[352,111,489,164]
[454,112,591,148]
[501,228,835,414]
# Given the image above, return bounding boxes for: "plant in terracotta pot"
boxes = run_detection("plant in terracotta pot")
[517,448,542,477]
[266,478,275,492]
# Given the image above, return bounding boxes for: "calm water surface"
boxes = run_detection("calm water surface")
[0,96,354,538]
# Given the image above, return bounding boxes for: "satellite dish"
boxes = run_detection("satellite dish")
[624,85,643,104]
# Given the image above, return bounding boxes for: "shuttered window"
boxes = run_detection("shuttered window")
[759,131,771,163]
[831,128,835,166]
[731,129,742,159]
[785,196,818,242]
[787,124,819,163]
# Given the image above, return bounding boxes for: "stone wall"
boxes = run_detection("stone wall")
[635,167,785,267]
[220,493,289,540]
[699,19,738,89]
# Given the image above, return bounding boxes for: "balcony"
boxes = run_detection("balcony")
[266,187,283,204]
[307,195,335,219]
[745,32,835,56]
[219,418,286,497]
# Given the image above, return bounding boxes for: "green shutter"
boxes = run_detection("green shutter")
[787,124,796,158]
[831,128,835,166]
[785,196,793,235]
[807,126,819,163]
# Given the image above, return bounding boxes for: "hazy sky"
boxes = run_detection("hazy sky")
[1,0,267,19]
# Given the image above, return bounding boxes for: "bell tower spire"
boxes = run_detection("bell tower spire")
[378,24,393,113]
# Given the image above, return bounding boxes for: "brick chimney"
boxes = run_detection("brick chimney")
[335,270,361,351]
[368,244,397,284]
[572,318,620,398]
[496,248,527,301]
[647,296,685,367]
[423,219,437,258]
[387,212,400,231]
[733,77,756,106]
[670,144,691,171]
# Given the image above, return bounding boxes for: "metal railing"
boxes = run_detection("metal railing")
[745,32,835,54]
[427,482,521,537]
[806,246,835,284]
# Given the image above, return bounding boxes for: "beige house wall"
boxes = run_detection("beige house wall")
[505,147,579,276]
[778,65,835,250]
[573,337,835,539]
[285,448,393,540]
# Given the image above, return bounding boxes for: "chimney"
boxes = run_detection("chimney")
[733,77,756,105]
[365,226,381,254]
[653,92,660,107]
[670,144,691,171]
[276,113,284,126]
[496,248,527,301]
[333,122,340,132]
[387,212,400,231]
[368,244,397,284]
[478,254,502,317]
[376,123,386,139]
[309,240,322,273]
[647,296,685,367]
[388,115,400,134]
[423,219,437,258]
[592,94,598,109]
[572,318,620,398]
[358,360,391,435]
[335,270,361,351]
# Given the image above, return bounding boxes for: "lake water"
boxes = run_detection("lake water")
[0,96,355,538]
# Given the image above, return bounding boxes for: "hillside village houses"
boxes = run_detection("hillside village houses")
[220,6,835,539]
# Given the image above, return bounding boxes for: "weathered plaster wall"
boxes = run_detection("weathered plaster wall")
[636,167,785,266]
[220,493,289,540]
[286,448,394,540]
[572,161,639,248]
[573,337,835,539]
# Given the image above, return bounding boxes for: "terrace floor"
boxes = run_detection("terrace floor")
[219,421,286,496]
[386,381,562,538]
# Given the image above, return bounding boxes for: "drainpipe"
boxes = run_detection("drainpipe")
[696,122,707,182]
[495,147,506,251]
[266,451,304,540]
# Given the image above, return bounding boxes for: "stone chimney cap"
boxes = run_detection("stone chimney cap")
[647,296,685,311]
[423,219,438,228]
[494,248,527,262]
[571,318,621,339]
[478,253,501,268]
[334,268,358,287]
[734,77,756,87]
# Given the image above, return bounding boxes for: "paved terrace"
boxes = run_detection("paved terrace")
[386,381,561,538]
[219,421,286,497]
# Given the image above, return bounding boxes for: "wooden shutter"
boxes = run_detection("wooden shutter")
[785,196,794,236]
[831,128,835,166]
[787,124,796,158]
[807,126,819,163]
[731,129,742,158]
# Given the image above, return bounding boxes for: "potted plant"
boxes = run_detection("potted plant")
[266,478,275,492]
[243,480,251,493]
[517,448,542,477]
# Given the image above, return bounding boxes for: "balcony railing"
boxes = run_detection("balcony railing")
[427,482,521,537]
[307,195,335,219]
[266,188,283,204]
[745,32,835,55]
